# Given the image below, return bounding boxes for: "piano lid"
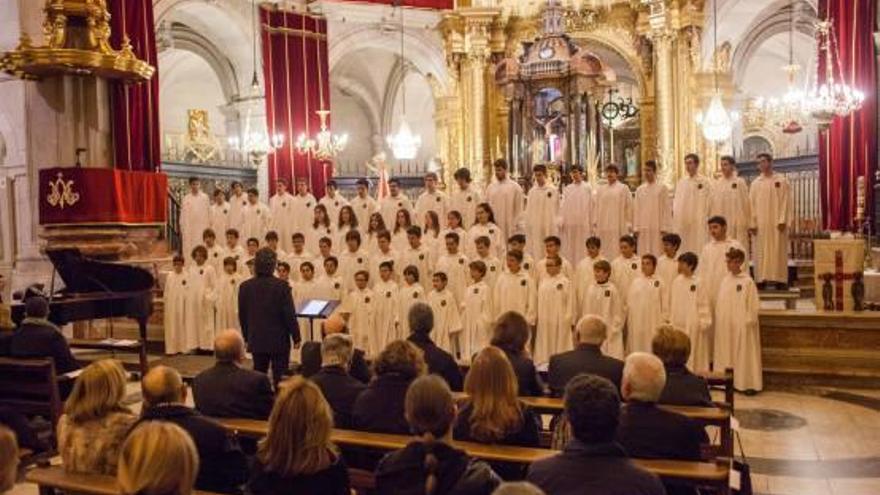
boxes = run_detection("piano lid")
[46,248,155,295]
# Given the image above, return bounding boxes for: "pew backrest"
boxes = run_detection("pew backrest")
[0,357,63,425]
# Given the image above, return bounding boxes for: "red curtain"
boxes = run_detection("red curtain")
[261,6,332,198]
[107,0,161,172]
[818,0,877,231]
[337,0,453,9]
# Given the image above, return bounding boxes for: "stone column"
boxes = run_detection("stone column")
[459,8,499,181]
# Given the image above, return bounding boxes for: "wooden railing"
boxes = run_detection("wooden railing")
[166,190,181,255]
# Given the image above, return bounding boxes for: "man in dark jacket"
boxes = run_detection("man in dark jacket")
[192,330,274,419]
[9,296,79,375]
[547,314,623,396]
[238,248,299,387]
[309,333,366,428]
[527,374,665,495]
[138,365,248,494]
[406,303,463,391]
[300,314,370,384]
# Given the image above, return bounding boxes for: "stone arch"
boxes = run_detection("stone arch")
[161,23,241,102]
[570,29,647,95]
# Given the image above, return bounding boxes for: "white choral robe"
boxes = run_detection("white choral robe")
[335,226,359,253]
[369,249,399,286]
[163,270,191,355]
[186,263,217,350]
[241,201,272,243]
[581,281,625,359]
[559,181,594,265]
[626,275,668,355]
[315,274,346,303]
[461,281,493,361]
[709,175,751,256]
[524,183,560,257]
[415,190,448,226]
[535,256,573,283]
[222,245,246,275]
[290,193,317,239]
[215,271,243,333]
[428,288,463,354]
[697,238,745,308]
[319,193,349,228]
[467,223,504,259]
[227,192,248,231]
[434,252,470,304]
[749,173,791,283]
[373,279,400,352]
[610,255,641,309]
[401,245,435,282]
[593,182,633,258]
[379,194,414,231]
[493,270,537,325]
[448,184,483,228]
[350,194,378,229]
[180,191,211,260]
[669,274,712,373]
[307,225,336,256]
[574,255,605,318]
[285,250,315,282]
[475,255,502,287]
[292,278,323,342]
[209,201,230,239]
[269,192,295,251]
[656,254,678,307]
[534,273,574,365]
[673,174,712,255]
[436,227,469,260]
[485,178,525,239]
[338,249,370,293]
[397,283,426,340]
[205,244,226,276]
[391,229,410,253]
[344,288,378,356]
[633,181,672,256]
[713,272,762,391]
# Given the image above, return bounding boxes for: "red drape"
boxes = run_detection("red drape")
[261,6,331,198]
[337,0,453,9]
[818,0,877,231]
[108,0,161,172]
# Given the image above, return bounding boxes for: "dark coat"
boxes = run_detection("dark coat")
[616,401,707,461]
[192,362,274,420]
[300,341,371,384]
[138,404,248,494]
[501,349,543,397]
[526,440,665,495]
[310,365,366,429]
[659,365,713,407]
[352,373,414,435]
[547,344,623,397]
[247,455,350,495]
[9,319,80,374]
[375,441,501,495]
[408,334,463,392]
[238,275,300,353]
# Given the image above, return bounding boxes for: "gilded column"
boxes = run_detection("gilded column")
[459,8,499,182]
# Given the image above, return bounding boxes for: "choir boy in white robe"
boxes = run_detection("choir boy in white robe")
[343,270,378,356]
[467,203,504,259]
[398,265,426,341]
[673,153,712,255]
[291,178,318,240]
[473,236,502,287]
[370,231,399,285]
[365,213,389,255]
[223,229,246,273]
[215,256,243,333]
[209,189,229,238]
[269,180,295,251]
[227,181,247,232]
[524,164,560,257]
[438,211,470,261]
[428,272,464,356]
[314,237,335,276]
[315,256,345,303]
[379,178,414,229]
[163,255,190,355]
[401,226,435,281]
[319,179,349,227]
[633,160,672,256]
[307,204,336,255]
[449,168,483,229]
[709,156,751,256]
[626,254,668,355]
[415,172,448,224]
[536,236,573,282]
[338,230,370,292]
[656,233,681,302]
[373,261,400,352]
[200,229,223,275]
[336,205,360,250]
[505,234,536,279]
[485,159,525,239]
[669,252,712,372]
[574,236,605,318]
[610,235,641,308]
[276,261,293,287]
[244,237,259,267]
[350,178,378,229]
[534,256,574,366]
[188,246,217,351]
[264,231,288,262]
[581,260,625,359]
[749,152,792,288]
[434,232,470,304]
[559,165,594,265]
[391,209,414,253]
[713,248,762,392]
[180,177,211,262]
[241,188,272,243]
[293,262,324,342]
[593,165,633,258]
[285,233,314,282]
[698,216,745,309]
[493,250,537,326]
[461,261,492,361]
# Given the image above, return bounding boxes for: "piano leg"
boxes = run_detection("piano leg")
[137,317,148,378]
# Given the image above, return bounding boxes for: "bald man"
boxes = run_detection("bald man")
[192,330,274,419]
[299,313,371,384]
[546,315,624,397]
[138,365,248,494]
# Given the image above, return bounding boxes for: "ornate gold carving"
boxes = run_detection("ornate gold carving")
[183,109,220,164]
[46,172,81,209]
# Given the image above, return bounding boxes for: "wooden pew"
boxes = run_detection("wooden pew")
[0,358,63,427]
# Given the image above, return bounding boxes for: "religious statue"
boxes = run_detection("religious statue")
[852,272,865,311]
[820,273,834,311]
[183,109,219,163]
[713,41,732,73]
[533,112,564,163]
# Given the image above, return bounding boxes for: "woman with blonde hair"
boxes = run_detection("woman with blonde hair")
[57,359,136,474]
[248,376,350,494]
[0,426,18,493]
[118,421,198,495]
[353,340,427,434]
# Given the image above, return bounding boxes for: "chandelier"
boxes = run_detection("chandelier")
[296,110,349,160]
[806,19,865,128]
[696,0,736,143]
[386,0,422,160]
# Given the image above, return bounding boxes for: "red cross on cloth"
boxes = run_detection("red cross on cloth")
[833,250,859,311]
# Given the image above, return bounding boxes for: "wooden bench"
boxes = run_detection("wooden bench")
[0,358,63,427]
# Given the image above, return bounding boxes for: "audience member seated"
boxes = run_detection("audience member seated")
[8,296,79,374]
[652,326,712,407]
[248,376,350,495]
[309,334,366,429]
[56,359,136,475]
[492,482,545,495]
[490,313,543,397]
[615,353,708,495]
[0,426,17,494]
[192,330,274,419]
[547,315,624,396]
[526,374,665,495]
[138,366,248,494]
[300,314,371,384]
[353,340,426,435]
[118,421,199,495]
[407,303,463,391]
[375,375,501,494]
[0,405,46,454]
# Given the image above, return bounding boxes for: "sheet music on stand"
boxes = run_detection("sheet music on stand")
[299,300,330,317]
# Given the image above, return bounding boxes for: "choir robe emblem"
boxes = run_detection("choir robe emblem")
[631,263,637,270]
[604,289,610,297]
[654,280,660,288]
[521,280,527,287]
[413,291,419,298]
[466,196,472,202]
[690,284,696,292]
[732,183,737,189]
[334,283,341,289]
[441,299,447,307]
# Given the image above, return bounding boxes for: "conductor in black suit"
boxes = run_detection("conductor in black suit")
[238,248,300,387]
[547,314,624,396]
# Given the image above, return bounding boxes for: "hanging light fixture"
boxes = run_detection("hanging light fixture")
[806,18,865,128]
[295,26,348,160]
[386,0,421,161]
[695,0,736,142]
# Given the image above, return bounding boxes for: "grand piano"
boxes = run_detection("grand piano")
[10,248,155,376]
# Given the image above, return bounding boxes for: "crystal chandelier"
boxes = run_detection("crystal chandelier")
[696,0,736,143]
[296,110,349,160]
[806,18,865,128]
[386,0,421,160]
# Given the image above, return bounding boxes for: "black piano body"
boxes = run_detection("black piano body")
[10,248,155,375]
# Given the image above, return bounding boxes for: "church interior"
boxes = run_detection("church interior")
[0,0,879,494]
